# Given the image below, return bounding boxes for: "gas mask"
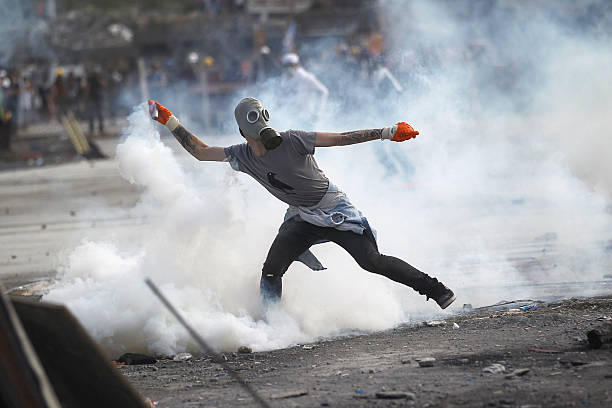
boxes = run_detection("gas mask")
[234,97,282,150]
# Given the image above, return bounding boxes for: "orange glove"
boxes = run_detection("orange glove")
[148,100,179,130]
[381,122,419,142]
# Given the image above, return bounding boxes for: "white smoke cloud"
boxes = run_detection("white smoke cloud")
[44,1,611,358]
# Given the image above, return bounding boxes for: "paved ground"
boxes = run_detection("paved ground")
[0,156,143,289]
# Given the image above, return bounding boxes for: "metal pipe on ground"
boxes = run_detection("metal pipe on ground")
[145,278,271,408]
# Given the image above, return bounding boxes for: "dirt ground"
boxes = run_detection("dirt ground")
[118,295,612,408]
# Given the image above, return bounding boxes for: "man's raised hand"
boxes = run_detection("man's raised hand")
[381,122,419,142]
[148,100,179,131]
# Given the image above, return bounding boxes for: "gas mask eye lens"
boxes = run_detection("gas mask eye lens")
[246,110,259,123]
[262,109,270,121]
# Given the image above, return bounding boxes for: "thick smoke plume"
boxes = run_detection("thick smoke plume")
[44,1,611,357]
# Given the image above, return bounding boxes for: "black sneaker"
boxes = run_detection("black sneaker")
[425,278,457,309]
[433,288,456,309]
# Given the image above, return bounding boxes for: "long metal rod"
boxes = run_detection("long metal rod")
[144,278,270,408]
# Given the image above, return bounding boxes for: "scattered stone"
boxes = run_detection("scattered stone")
[559,360,590,368]
[401,359,411,364]
[375,391,415,400]
[587,322,612,349]
[41,224,46,229]
[425,320,447,327]
[117,353,157,365]
[505,368,530,378]
[211,354,227,363]
[528,348,561,354]
[70,210,76,216]
[483,363,506,374]
[575,361,607,370]
[238,346,253,354]
[270,389,309,399]
[416,357,436,367]
[173,352,192,361]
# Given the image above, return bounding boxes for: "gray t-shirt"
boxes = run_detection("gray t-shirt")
[224,130,329,207]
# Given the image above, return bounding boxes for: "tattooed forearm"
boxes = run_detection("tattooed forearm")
[337,129,382,146]
[172,125,198,154]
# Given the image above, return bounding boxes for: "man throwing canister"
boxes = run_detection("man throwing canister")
[148,97,456,310]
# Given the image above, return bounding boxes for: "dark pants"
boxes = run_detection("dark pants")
[87,100,104,134]
[260,216,437,305]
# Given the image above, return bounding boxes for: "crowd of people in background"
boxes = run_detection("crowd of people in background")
[0,29,396,152]
[0,66,111,147]
[0,9,518,159]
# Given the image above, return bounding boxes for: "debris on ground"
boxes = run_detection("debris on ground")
[587,322,612,349]
[416,357,436,367]
[172,352,192,361]
[117,353,157,365]
[18,295,612,407]
[145,398,158,406]
[238,345,253,354]
[425,320,447,327]
[375,391,416,400]
[528,348,562,354]
[483,363,506,374]
[505,368,530,378]
[270,389,308,399]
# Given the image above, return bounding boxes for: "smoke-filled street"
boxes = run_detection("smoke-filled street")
[2,130,612,407]
[1,1,612,407]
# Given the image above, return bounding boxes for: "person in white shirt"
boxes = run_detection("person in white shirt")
[279,53,329,126]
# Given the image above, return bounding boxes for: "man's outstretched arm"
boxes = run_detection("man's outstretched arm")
[149,100,226,162]
[315,122,419,147]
